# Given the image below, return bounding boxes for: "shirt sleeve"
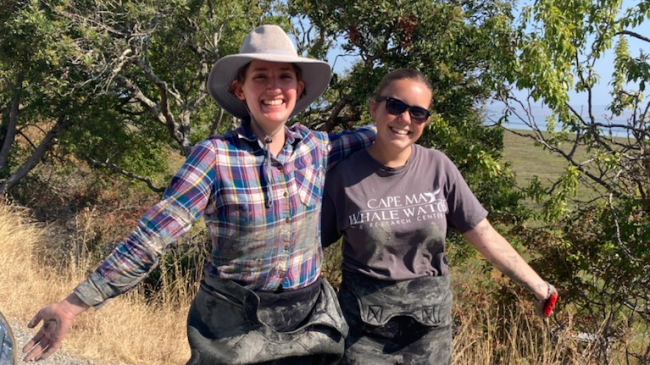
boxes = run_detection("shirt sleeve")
[325,125,376,169]
[321,186,342,248]
[74,140,218,307]
[442,154,489,234]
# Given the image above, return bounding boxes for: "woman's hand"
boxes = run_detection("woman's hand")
[23,293,89,361]
[534,282,558,318]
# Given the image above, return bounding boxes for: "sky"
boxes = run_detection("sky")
[503,2,646,133]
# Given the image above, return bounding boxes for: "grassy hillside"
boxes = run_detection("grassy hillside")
[500,129,608,207]
[0,204,191,364]
[501,130,569,186]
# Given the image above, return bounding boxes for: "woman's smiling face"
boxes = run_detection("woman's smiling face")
[233,60,305,131]
[370,78,432,155]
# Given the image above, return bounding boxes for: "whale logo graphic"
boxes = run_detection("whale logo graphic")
[422,188,441,203]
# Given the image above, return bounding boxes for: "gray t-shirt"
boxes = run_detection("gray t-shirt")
[322,144,488,281]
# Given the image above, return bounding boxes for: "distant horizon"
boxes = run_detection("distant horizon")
[485,100,636,137]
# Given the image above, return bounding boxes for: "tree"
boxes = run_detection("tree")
[289,0,529,229]
[0,0,284,195]
[496,0,650,362]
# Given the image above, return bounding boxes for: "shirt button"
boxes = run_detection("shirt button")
[284,191,288,197]
[284,244,290,250]
[285,217,290,223]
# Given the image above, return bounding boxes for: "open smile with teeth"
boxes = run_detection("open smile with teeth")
[264,99,283,106]
[390,126,410,136]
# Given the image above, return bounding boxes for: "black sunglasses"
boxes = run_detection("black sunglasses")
[376,96,431,124]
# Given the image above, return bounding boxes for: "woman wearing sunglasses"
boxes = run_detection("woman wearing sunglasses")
[321,68,557,364]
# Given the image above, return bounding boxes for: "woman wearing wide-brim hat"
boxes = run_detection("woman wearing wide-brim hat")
[23,25,376,365]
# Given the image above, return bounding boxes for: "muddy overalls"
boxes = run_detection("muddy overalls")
[338,271,453,365]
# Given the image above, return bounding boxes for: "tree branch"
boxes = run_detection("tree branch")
[84,156,166,193]
[0,71,24,171]
[117,74,185,148]
[209,108,224,137]
[0,114,69,195]
[501,97,623,197]
[319,97,353,132]
[616,30,650,43]
[104,48,134,92]
[16,129,38,151]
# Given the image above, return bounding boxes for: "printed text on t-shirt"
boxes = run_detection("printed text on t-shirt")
[348,189,448,227]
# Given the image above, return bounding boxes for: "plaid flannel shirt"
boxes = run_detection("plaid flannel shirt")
[75,122,375,307]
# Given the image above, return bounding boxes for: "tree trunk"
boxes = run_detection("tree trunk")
[0,114,67,195]
[0,72,24,172]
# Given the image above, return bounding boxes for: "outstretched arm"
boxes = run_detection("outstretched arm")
[23,139,219,361]
[23,293,89,361]
[462,218,557,316]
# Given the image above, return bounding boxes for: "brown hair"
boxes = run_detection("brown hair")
[228,62,306,97]
[372,68,433,100]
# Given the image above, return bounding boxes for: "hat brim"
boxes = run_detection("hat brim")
[208,54,332,120]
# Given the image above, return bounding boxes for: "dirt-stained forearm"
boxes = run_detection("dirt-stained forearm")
[462,218,549,300]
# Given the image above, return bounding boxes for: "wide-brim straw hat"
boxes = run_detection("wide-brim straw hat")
[208,25,332,120]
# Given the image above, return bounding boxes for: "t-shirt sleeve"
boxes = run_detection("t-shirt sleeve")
[442,154,488,233]
[321,167,344,248]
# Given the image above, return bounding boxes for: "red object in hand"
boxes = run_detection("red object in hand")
[543,292,558,317]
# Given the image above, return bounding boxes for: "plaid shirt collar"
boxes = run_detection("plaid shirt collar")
[235,120,304,147]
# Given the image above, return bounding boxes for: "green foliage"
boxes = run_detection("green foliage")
[496,0,650,361]
[524,200,650,359]
[291,0,528,230]
[503,0,649,222]
[0,0,284,196]
[291,0,515,113]
[426,113,531,229]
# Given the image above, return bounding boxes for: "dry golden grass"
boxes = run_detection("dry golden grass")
[0,203,190,365]
[452,305,571,365]
[1,202,643,365]
[453,307,649,365]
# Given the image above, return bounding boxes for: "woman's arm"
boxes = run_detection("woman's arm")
[23,139,219,361]
[462,218,550,301]
[324,125,376,169]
